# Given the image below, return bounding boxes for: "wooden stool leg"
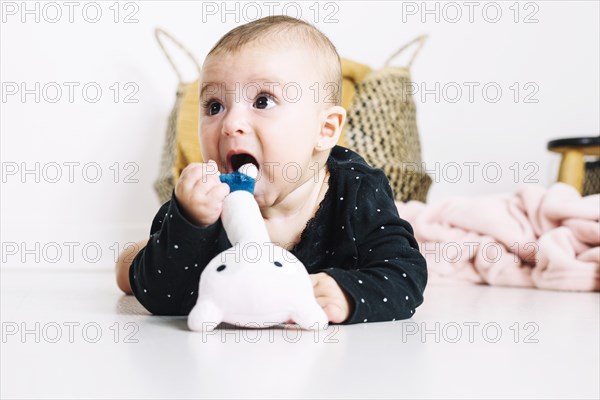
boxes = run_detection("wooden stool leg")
[558,150,585,193]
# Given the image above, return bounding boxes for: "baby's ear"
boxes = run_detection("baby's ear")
[317,105,346,150]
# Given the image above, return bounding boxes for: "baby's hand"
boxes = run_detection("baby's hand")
[310,272,351,324]
[175,160,230,227]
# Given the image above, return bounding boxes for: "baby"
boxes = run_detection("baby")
[116,15,427,324]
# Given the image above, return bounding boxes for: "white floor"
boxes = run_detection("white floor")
[1,266,598,399]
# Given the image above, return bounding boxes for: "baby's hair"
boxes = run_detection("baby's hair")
[205,15,342,106]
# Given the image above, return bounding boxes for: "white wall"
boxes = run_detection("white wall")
[1,0,598,268]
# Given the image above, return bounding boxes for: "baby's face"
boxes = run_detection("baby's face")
[199,43,330,209]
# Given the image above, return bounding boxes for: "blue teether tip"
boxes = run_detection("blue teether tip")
[219,170,256,193]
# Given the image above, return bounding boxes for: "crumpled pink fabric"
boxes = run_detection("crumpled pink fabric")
[396,183,600,291]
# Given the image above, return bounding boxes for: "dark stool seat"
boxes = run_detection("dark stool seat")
[547,136,600,194]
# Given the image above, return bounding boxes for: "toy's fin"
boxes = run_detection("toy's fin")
[290,305,329,331]
[188,300,223,332]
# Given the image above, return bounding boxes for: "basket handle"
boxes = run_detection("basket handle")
[384,35,428,69]
[154,27,201,83]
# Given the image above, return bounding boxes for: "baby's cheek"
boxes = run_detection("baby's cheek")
[199,145,221,168]
[198,130,219,153]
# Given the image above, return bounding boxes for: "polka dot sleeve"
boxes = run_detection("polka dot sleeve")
[314,162,428,324]
[129,194,231,315]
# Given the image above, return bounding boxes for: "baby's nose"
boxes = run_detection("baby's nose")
[221,108,249,137]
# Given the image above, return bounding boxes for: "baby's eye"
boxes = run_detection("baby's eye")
[253,94,275,110]
[204,101,224,116]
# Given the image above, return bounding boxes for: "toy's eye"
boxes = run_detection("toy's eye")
[216,265,226,272]
[274,261,282,267]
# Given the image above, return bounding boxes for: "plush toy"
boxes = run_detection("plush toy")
[188,164,329,332]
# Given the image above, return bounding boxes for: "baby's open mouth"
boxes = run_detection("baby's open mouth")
[228,153,259,173]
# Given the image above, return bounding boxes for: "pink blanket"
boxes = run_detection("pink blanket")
[396,183,600,291]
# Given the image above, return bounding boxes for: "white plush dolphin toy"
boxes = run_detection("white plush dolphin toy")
[188,164,329,332]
